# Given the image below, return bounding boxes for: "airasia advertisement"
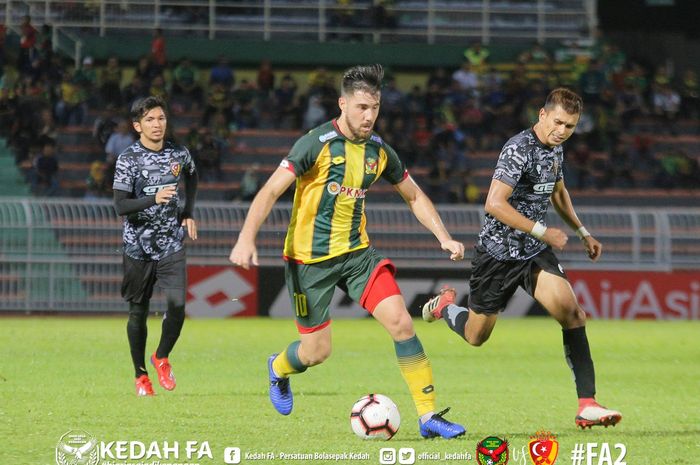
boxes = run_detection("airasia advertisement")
[567,271,700,320]
[187,266,700,320]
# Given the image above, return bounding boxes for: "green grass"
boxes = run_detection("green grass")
[1,317,699,464]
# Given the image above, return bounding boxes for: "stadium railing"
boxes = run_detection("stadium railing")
[2,0,594,45]
[1,198,698,312]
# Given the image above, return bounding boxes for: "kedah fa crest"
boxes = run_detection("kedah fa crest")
[56,430,99,465]
[365,157,378,174]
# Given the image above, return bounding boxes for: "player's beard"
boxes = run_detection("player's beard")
[344,115,374,141]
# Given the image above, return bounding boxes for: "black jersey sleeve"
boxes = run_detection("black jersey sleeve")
[113,189,156,216]
[180,169,198,219]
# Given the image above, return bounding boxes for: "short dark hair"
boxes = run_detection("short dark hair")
[130,96,167,122]
[341,64,384,96]
[544,87,583,114]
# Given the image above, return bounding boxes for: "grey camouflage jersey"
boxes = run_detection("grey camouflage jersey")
[478,128,564,261]
[113,140,196,260]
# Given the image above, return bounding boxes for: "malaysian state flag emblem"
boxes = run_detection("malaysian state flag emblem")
[170,162,181,177]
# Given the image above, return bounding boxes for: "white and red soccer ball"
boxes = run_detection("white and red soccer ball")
[350,394,401,440]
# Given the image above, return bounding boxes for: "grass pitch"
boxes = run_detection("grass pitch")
[1,317,699,465]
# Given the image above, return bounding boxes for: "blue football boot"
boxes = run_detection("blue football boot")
[419,408,466,439]
[267,354,293,415]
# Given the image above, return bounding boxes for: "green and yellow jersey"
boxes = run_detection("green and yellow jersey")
[281,119,407,264]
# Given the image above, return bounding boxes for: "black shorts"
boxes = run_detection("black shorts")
[467,246,567,315]
[121,249,186,304]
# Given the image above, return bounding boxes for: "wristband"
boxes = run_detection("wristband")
[576,226,591,240]
[530,221,547,239]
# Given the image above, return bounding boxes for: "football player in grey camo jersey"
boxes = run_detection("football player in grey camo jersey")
[113,96,198,396]
[421,88,622,429]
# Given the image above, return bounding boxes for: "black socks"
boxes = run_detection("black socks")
[563,326,596,398]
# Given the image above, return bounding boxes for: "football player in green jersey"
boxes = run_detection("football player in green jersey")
[230,64,466,439]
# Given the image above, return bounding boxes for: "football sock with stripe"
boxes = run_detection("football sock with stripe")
[563,326,596,398]
[127,301,149,377]
[443,304,469,340]
[272,340,308,378]
[395,335,436,416]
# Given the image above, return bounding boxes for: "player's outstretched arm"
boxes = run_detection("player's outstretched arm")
[229,167,296,269]
[394,175,465,260]
[551,180,602,260]
[485,178,569,250]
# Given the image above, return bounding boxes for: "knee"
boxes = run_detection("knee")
[561,306,587,329]
[127,301,149,320]
[384,312,415,341]
[165,289,186,317]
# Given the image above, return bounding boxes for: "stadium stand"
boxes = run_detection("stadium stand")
[44,113,700,205]
[0,1,698,314]
[1,1,594,46]
[1,1,697,206]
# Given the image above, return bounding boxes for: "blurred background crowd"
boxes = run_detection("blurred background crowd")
[0,10,698,203]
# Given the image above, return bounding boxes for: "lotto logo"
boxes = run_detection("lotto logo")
[186,266,257,318]
[570,443,627,465]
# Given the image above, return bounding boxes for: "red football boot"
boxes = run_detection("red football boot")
[135,375,155,397]
[150,353,176,391]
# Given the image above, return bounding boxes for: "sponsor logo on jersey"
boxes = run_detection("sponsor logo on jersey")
[331,156,345,165]
[365,157,378,174]
[143,182,177,195]
[370,134,383,145]
[533,182,555,194]
[170,162,181,177]
[327,182,341,195]
[319,130,338,142]
[327,182,366,198]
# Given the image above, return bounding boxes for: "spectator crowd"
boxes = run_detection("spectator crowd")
[0,18,698,201]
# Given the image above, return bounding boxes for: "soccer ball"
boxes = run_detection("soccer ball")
[350,394,400,440]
